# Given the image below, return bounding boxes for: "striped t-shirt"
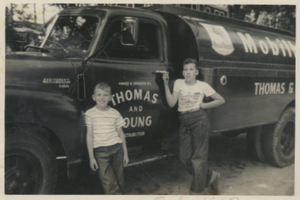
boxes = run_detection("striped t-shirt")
[84,106,126,148]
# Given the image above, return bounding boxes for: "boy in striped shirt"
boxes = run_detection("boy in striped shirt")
[85,82,129,194]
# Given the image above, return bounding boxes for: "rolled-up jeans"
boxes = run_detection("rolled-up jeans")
[178,109,212,193]
[94,143,124,194]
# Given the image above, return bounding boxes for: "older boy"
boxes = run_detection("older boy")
[85,82,129,194]
[162,58,225,195]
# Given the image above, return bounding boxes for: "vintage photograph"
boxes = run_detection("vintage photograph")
[4,3,296,197]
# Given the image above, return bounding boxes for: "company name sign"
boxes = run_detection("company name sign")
[237,33,295,57]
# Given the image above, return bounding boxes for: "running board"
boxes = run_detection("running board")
[56,150,177,167]
[126,150,177,167]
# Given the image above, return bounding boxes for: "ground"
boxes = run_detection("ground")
[55,133,294,195]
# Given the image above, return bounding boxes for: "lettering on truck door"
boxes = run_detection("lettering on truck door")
[88,17,166,149]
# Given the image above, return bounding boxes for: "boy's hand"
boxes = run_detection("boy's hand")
[200,102,207,109]
[90,157,98,171]
[162,71,169,85]
[124,154,129,166]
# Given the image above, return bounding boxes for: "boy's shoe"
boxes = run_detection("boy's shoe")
[189,188,210,195]
[208,171,220,195]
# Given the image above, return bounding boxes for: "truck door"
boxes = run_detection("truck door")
[89,17,167,152]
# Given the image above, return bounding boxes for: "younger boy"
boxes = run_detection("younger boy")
[85,82,129,194]
[162,58,225,195]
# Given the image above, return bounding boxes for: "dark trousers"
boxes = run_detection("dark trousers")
[94,143,124,194]
[178,109,212,193]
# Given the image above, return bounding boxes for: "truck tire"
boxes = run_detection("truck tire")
[263,107,295,167]
[247,127,265,162]
[5,133,57,194]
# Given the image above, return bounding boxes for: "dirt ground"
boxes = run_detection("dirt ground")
[55,133,294,195]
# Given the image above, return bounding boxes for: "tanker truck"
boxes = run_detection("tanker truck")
[5,5,295,194]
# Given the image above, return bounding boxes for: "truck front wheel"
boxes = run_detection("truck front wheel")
[263,107,295,167]
[5,134,57,194]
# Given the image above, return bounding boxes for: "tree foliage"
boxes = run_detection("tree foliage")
[12,4,33,22]
[228,5,295,33]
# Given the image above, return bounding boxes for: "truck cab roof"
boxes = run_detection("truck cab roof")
[59,6,166,22]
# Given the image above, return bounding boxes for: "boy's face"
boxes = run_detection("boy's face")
[182,63,199,82]
[92,88,111,108]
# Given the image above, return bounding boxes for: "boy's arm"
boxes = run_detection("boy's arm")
[86,126,98,171]
[201,92,225,109]
[117,127,129,165]
[163,73,179,107]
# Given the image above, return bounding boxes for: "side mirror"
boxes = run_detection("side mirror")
[121,17,139,46]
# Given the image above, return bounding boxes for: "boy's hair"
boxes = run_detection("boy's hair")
[94,82,111,94]
[183,58,199,70]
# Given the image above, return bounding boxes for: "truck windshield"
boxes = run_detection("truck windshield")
[43,15,100,54]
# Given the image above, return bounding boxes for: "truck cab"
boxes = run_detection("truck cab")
[5,6,176,194]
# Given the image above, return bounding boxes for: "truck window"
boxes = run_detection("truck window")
[43,16,99,53]
[100,19,160,61]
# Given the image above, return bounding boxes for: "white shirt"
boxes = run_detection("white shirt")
[173,79,216,112]
[85,106,125,148]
